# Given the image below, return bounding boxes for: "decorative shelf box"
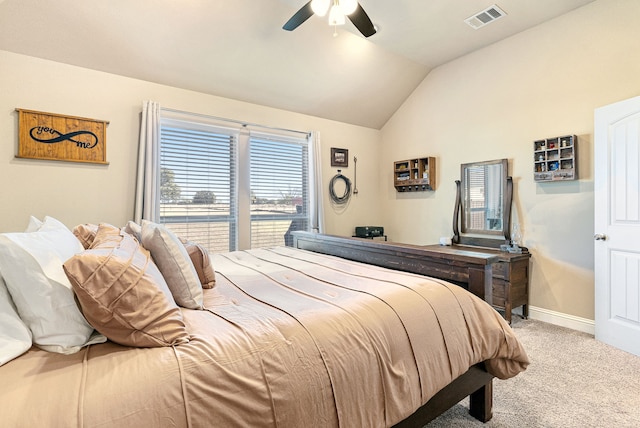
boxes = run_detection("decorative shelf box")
[394,157,436,192]
[534,135,577,182]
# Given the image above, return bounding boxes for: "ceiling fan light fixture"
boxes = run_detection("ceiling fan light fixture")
[340,0,358,15]
[311,0,330,17]
[328,4,346,26]
[283,0,375,38]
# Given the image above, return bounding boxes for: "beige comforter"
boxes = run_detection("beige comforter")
[1,247,528,428]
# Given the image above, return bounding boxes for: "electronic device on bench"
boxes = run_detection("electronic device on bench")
[354,226,384,238]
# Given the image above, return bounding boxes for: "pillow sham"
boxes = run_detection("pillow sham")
[63,224,190,348]
[0,216,105,354]
[0,273,32,366]
[141,220,203,309]
[123,220,142,243]
[181,240,216,289]
[126,220,213,288]
[24,215,43,232]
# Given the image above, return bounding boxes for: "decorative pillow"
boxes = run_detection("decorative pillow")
[123,220,142,243]
[63,224,190,348]
[0,274,32,366]
[141,220,204,309]
[24,215,43,232]
[73,223,99,249]
[0,216,105,354]
[181,240,216,289]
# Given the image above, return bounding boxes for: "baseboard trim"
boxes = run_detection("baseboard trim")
[527,306,595,335]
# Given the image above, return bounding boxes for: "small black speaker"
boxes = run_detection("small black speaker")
[354,226,384,238]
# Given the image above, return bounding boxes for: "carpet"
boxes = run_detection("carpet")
[426,318,640,427]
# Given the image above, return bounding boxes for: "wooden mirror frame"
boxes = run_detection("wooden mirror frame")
[452,159,513,249]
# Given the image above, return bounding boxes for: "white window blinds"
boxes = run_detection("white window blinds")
[157,111,312,253]
[464,166,486,230]
[159,119,238,253]
[250,133,310,248]
[463,164,503,231]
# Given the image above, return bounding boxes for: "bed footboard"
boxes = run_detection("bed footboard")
[291,231,497,302]
[290,232,498,426]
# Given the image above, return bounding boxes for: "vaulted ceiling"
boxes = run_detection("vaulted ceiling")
[0,0,595,129]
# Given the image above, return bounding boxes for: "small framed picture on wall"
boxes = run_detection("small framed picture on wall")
[331,148,348,167]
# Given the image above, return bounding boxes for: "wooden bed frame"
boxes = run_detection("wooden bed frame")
[292,231,496,425]
[393,364,493,427]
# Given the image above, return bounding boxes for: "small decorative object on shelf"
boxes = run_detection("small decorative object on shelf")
[534,135,577,182]
[394,156,436,191]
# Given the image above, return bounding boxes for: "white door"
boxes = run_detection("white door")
[594,96,640,357]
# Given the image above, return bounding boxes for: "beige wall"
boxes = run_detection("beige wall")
[3,0,639,323]
[0,50,381,237]
[380,0,640,321]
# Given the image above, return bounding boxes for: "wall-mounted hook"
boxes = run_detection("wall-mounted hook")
[353,156,359,194]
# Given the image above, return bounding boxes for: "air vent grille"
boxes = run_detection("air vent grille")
[464,5,506,29]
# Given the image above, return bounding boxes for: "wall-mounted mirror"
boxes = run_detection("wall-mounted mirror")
[453,159,512,248]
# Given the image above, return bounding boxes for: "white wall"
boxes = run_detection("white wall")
[380,0,640,321]
[0,50,381,237]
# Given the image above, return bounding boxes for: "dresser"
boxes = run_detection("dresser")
[291,233,529,323]
[422,245,530,324]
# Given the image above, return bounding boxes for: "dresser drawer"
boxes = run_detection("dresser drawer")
[492,278,507,306]
[510,262,528,284]
[492,261,509,279]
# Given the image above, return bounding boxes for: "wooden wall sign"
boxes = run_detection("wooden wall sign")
[16,109,109,164]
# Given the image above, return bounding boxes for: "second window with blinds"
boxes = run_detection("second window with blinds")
[159,115,310,254]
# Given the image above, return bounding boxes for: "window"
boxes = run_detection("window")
[159,119,238,253]
[158,114,311,253]
[250,133,309,248]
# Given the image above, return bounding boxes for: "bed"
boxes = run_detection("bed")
[0,220,529,428]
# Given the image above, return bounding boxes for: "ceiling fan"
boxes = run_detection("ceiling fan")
[283,0,377,38]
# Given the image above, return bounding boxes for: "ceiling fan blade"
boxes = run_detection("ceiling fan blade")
[348,3,377,37]
[283,1,314,31]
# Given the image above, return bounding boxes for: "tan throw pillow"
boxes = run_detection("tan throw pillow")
[72,223,99,249]
[141,220,204,309]
[63,224,190,348]
[182,240,216,289]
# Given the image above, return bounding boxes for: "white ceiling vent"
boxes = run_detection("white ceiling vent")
[464,5,506,29]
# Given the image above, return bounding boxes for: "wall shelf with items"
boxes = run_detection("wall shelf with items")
[534,135,577,182]
[394,156,436,192]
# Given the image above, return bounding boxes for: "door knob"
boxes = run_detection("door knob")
[594,233,607,241]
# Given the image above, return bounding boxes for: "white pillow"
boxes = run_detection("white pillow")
[141,220,203,309]
[0,273,32,366]
[0,216,106,354]
[25,215,43,232]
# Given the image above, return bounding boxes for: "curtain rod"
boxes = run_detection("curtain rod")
[160,107,311,137]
